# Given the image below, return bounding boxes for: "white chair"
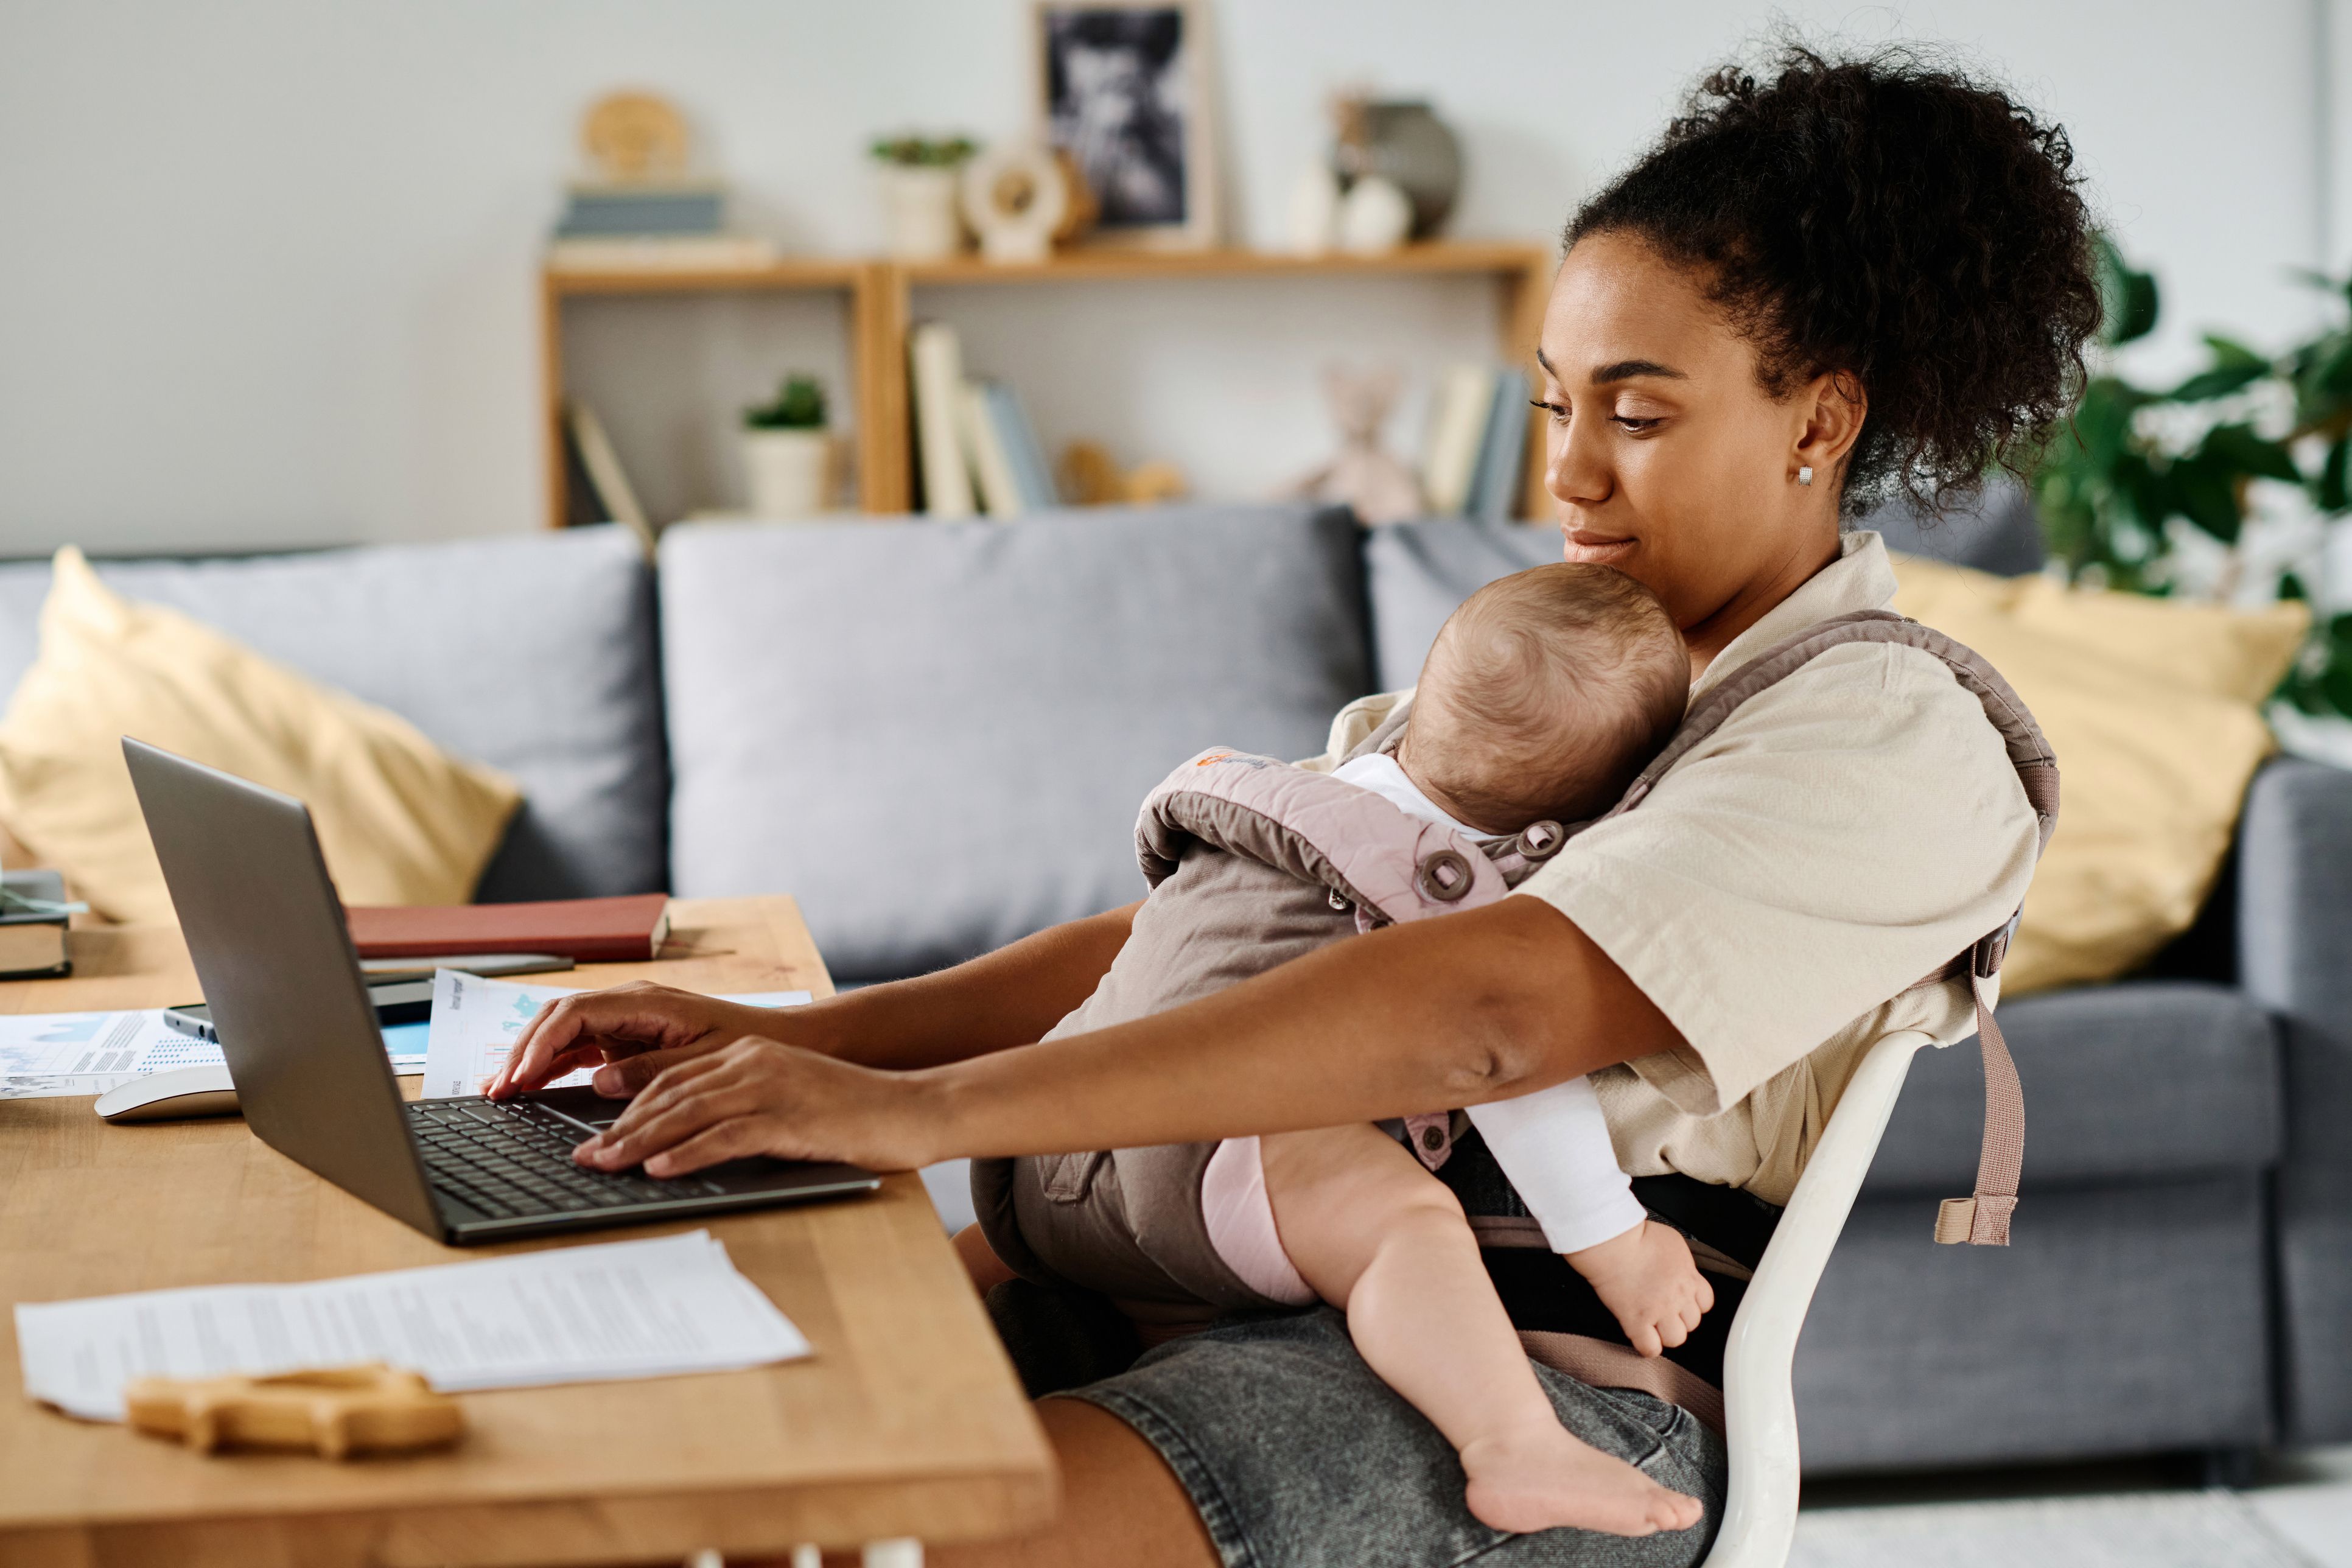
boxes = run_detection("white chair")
[1697,1031,1931,1568]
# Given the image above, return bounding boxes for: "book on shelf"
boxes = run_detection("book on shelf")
[1421,363,1497,516]
[343,894,672,964]
[561,401,654,545]
[908,322,977,519]
[1461,367,1532,524]
[985,382,1059,511]
[0,869,77,980]
[545,234,780,273]
[555,183,727,239]
[958,383,1024,519]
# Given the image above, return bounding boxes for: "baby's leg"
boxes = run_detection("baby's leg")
[1259,1125,1701,1538]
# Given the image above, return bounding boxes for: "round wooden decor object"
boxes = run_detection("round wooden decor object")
[583,92,690,183]
[960,144,1071,264]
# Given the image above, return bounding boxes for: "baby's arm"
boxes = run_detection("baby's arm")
[1466,1080,1714,1357]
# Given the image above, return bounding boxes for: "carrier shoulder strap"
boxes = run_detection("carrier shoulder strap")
[1614,608,2058,1247]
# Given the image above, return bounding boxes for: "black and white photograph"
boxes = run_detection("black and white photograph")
[1035,1,1215,248]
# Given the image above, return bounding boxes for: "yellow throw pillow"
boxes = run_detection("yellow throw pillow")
[1890,552,2308,995]
[0,547,522,925]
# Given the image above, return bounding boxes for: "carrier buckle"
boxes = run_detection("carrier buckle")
[1515,820,1566,860]
[1415,849,1474,903]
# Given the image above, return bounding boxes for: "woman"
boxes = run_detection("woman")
[494,46,2099,1567]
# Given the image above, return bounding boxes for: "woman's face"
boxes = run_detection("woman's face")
[1535,231,1855,659]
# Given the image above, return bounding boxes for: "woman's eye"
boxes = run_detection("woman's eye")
[1528,398,1570,424]
[1611,414,1664,433]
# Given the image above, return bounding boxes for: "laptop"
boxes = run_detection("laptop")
[122,737,880,1244]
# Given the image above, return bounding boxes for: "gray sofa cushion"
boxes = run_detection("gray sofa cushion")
[1862,981,2281,1193]
[1796,1174,2273,1471]
[1362,478,2046,690]
[0,526,665,901]
[1363,519,1561,690]
[661,503,1371,982]
[1849,475,2046,577]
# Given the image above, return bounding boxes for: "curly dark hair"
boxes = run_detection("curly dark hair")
[1566,44,2103,516]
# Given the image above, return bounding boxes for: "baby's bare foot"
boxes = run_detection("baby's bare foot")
[1567,1220,1715,1358]
[1460,1418,1704,1536]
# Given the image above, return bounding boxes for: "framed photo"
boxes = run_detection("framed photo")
[1032,1,1217,251]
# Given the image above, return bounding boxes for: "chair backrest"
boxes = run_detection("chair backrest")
[1697,1031,1930,1568]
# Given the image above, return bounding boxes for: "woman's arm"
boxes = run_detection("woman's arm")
[791,900,1140,1068]
[573,896,1685,1177]
[489,901,1136,1097]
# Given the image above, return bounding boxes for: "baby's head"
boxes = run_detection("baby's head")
[1399,564,1688,833]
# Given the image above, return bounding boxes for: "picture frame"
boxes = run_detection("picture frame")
[1031,0,1218,251]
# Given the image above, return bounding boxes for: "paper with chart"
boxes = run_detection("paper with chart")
[0,1007,427,1100]
[15,1228,810,1421]
[421,970,811,1100]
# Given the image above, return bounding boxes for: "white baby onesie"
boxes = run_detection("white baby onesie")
[1332,754,1650,1255]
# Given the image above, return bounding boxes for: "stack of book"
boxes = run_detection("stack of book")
[907,323,1059,519]
[1421,363,1535,522]
[1,869,77,981]
[547,183,777,271]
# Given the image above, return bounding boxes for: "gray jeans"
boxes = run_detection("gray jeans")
[1057,1307,1726,1568]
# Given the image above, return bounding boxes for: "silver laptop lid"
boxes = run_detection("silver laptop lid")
[122,738,441,1236]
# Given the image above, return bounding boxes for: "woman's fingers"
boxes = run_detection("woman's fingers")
[642,1118,772,1178]
[489,983,726,1097]
[565,1035,944,1175]
[576,1054,752,1168]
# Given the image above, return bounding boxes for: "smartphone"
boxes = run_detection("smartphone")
[164,978,435,1044]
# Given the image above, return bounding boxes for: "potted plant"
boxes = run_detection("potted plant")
[741,374,832,519]
[870,134,977,261]
[2027,238,2352,757]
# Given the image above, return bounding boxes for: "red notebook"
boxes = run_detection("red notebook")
[342,894,673,963]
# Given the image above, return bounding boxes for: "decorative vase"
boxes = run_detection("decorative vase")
[741,429,832,518]
[878,164,965,261]
[1334,100,1463,239]
[1337,176,1414,254]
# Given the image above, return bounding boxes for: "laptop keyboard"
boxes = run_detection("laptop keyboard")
[407,1098,725,1219]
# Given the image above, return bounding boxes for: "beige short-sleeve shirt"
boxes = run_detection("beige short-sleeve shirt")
[1309,531,2041,1204]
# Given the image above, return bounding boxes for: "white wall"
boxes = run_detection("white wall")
[0,0,2330,553]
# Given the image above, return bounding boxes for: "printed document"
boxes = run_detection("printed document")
[15,1229,810,1421]
[421,971,810,1100]
[0,1009,427,1100]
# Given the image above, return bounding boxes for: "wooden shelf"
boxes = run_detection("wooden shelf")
[896,240,1552,285]
[540,240,1557,528]
[544,257,871,296]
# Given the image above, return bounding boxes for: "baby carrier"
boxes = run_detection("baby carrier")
[972,609,2059,1427]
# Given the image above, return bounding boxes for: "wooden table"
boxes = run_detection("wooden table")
[0,897,1055,1567]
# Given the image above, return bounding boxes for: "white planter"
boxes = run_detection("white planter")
[741,428,832,519]
[878,165,965,261]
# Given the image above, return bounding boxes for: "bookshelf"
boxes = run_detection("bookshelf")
[540,240,1558,530]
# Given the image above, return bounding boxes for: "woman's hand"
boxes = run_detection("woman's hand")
[486,981,789,1100]
[570,1036,946,1175]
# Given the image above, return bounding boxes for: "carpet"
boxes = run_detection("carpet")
[1791,1489,2323,1568]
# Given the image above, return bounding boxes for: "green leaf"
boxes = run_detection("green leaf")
[2170,362,2271,402]
[2167,336,2272,402]
[2315,438,2351,512]
[2094,234,2161,346]
[2196,422,2301,483]
[2166,452,2242,541]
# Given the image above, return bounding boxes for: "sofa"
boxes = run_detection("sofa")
[2,495,2343,1475]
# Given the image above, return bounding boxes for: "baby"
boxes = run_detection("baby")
[975,563,1710,1538]
[1244,563,1709,1538]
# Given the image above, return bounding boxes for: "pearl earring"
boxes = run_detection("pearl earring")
[1797,465,1815,486]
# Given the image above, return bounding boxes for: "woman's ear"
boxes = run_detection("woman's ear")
[1793,370,1867,481]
